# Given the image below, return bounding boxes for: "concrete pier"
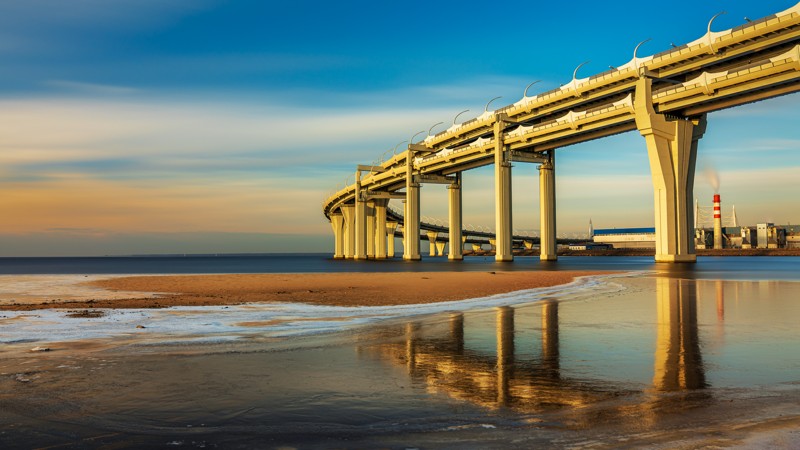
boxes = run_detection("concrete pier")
[341,204,355,259]
[448,174,463,260]
[493,117,513,262]
[374,199,389,259]
[539,151,557,261]
[386,221,398,258]
[403,150,421,260]
[366,201,376,258]
[426,231,438,257]
[354,173,367,260]
[635,77,704,263]
[329,212,344,259]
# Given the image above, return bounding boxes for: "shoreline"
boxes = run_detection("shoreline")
[0,270,608,311]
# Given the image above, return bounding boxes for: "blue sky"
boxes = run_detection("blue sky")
[1,0,798,256]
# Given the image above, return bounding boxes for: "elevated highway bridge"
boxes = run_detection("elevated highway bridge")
[323,3,800,263]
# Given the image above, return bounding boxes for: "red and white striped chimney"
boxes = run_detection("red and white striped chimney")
[713,194,722,249]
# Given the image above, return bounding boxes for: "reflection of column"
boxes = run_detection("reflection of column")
[450,313,464,354]
[496,306,515,405]
[541,300,560,377]
[715,280,724,322]
[653,278,706,391]
[405,322,419,375]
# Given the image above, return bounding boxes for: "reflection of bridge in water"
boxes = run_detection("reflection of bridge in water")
[360,277,708,416]
[324,4,800,263]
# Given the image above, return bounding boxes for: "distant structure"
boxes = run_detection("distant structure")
[693,194,798,249]
[592,227,656,249]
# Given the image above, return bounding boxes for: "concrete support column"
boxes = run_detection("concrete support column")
[426,231,438,257]
[634,77,705,263]
[404,150,421,260]
[366,201,376,258]
[448,174,463,260]
[374,199,389,259]
[386,221,398,258]
[341,204,355,259]
[493,117,513,262]
[354,173,367,260]
[329,212,344,259]
[539,151,557,261]
[435,241,447,256]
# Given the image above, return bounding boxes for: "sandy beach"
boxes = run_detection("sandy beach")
[0,270,605,310]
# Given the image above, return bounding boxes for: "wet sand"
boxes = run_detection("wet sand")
[0,271,605,310]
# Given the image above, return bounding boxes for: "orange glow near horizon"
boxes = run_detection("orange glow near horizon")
[0,176,324,235]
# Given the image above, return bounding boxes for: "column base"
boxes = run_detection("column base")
[448,256,463,261]
[655,254,697,263]
[540,255,558,261]
[333,255,345,260]
[495,255,513,262]
[403,255,421,261]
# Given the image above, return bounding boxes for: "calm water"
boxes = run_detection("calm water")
[1,253,799,280]
[1,256,799,448]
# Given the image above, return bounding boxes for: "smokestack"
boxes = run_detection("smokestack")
[713,194,723,249]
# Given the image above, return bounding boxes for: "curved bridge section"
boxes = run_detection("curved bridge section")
[383,206,542,258]
[324,4,800,262]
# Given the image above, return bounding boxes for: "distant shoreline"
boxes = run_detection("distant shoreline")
[462,248,800,257]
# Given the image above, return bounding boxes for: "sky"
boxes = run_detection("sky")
[1,0,798,256]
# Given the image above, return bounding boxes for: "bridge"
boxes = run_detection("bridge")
[323,3,800,263]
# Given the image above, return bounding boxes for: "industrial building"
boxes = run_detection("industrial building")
[592,193,799,250]
[592,227,656,249]
[591,223,799,250]
[697,223,799,249]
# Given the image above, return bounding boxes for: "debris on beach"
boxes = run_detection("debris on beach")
[65,309,105,318]
[13,372,39,383]
[30,346,50,352]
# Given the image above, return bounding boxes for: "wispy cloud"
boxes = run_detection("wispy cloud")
[44,80,139,95]
[0,96,460,175]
